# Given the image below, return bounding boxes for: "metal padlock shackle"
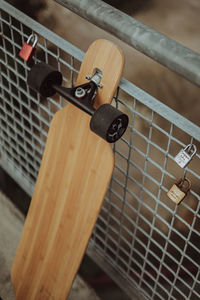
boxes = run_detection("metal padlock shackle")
[26,33,38,48]
[184,144,197,157]
[176,177,191,193]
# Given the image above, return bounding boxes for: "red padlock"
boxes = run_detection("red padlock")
[19,34,38,61]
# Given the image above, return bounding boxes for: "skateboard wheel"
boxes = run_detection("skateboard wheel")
[90,104,129,143]
[27,62,62,97]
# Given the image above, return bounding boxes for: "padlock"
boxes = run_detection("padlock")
[174,144,197,168]
[167,178,191,204]
[19,34,38,61]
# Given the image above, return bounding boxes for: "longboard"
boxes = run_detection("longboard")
[11,39,124,299]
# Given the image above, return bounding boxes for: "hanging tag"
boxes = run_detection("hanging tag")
[167,178,191,205]
[19,34,38,61]
[174,144,197,168]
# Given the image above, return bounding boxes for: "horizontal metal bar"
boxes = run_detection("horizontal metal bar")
[120,78,200,141]
[55,0,200,87]
[0,155,34,197]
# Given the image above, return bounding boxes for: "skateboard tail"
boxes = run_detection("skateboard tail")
[11,106,114,299]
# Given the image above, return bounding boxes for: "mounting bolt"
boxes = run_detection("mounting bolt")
[98,83,103,89]
[86,75,91,81]
[75,87,86,99]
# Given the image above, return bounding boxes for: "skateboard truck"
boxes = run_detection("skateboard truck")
[27,62,129,143]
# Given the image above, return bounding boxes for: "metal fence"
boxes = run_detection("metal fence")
[0,1,200,300]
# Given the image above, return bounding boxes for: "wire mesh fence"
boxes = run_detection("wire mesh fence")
[0,1,200,300]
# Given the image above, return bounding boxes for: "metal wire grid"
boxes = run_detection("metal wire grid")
[0,2,200,300]
[0,2,83,195]
[91,88,200,299]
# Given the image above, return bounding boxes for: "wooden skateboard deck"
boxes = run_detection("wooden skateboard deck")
[11,39,124,299]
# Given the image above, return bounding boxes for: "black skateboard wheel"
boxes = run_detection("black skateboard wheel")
[90,104,129,143]
[27,62,62,97]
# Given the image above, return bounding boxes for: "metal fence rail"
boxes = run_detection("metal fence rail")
[0,1,200,300]
[55,0,200,87]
